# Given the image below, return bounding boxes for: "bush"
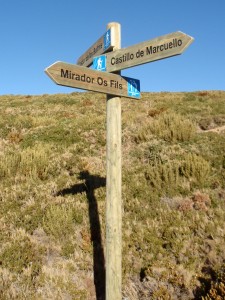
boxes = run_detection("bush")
[0,143,54,181]
[180,153,211,187]
[42,204,83,240]
[145,152,211,196]
[145,160,181,196]
[0,236,43,276]
[149,111,196,142]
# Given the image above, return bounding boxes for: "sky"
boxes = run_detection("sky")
[0,0,224,95]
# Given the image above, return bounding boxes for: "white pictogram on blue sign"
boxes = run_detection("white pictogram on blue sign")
[93,55,106,71]
[104,29,111,50]
[126,78,140,98]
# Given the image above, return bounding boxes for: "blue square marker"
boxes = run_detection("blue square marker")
[104,29,111,50]
[93,55,107,71]
[125,77,140,98]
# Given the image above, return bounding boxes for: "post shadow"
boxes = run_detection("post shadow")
[56,171,106,300]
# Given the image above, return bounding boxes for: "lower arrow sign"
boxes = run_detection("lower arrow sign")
[45,61,140,99]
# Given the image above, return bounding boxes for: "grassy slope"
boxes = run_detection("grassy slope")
[0,91,225,299]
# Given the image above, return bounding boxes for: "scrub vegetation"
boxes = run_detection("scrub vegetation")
[0,91,225,299]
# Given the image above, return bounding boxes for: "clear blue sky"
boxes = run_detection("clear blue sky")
[0,0,224,95]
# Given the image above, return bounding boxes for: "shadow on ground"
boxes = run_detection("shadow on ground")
[56,171,106,300]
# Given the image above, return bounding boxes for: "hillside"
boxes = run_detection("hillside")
[0,91,225,299]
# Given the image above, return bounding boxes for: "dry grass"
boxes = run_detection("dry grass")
[0,91,225,299]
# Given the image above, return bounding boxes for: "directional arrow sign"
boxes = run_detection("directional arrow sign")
[45,61,140,99]
[77,28,115,67]
[93,31,194,72]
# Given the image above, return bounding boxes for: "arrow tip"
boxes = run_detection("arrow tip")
[178,30,194,41]
[44,61,63,85]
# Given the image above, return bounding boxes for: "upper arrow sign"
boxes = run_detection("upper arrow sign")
[77,28,115,67]
[93,31,194,72]
[45,61,140,99]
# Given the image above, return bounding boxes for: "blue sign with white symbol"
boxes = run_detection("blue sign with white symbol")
[124,77,140,99]
[93,55,107,71]
[104,29,111,50]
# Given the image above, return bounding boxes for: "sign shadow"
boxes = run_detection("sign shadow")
[56,171,106,300]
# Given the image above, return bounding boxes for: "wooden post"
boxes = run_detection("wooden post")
[106,22,122,300]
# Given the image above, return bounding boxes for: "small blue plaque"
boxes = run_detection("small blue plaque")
[125,77,140,98]
[93,55,107,71]
[104,29,111,50]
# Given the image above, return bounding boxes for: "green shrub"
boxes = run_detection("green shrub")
[145,160,181,196]
[14,203,44,234]
[145,152,211,196]
[180,153,211,187]
[0,236,43,276]
[134,112,196,144]
[61,240,75,258]
[42,204,82,240]
[149,111,196,142]
[0,143,53,181]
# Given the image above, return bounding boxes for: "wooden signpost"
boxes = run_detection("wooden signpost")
[45,23,194,300]
[105,22,122,300]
